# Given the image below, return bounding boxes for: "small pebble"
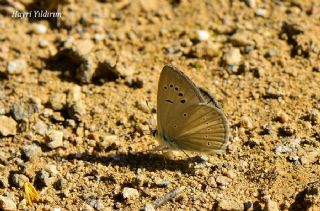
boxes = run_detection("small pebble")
[0,115,17,136]
[240,116,253,129]
[38,40,49,48]
[207,177,217,187]
[300,150,319,165]
[196,30,210,41]
[12,101,39,121]
[82,203,94,211]
[11,174,29,188]
[264,196,279,211]
[223,48,242,65]
[142,203,155,211]
[245,0,256,8]
[36,169,56,187]
[31,23,47,34]
[122,187,139,201]
[0,195,17,211]
[215,175,231,187]
[46,130,64,149]
[34,120,47,135]
[0,177,9,188]
[49,93,66,111]
[155,179,170,187]
[277,111,289,123]
[22,144,42,161]
[216,199,244,211]
[255,8,268,17]
[7,59,27,75]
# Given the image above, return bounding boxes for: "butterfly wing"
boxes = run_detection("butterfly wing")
[198,87,222,109]
[157,64,204,138]
[167,103,229,154]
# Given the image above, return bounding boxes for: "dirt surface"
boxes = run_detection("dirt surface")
[0,0,320,210]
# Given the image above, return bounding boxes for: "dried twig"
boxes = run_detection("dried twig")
[152,186,185,208]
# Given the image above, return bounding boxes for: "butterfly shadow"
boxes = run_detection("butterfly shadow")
[61,152,199,173]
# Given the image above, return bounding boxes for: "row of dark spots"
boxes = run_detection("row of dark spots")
[163,83,186,104]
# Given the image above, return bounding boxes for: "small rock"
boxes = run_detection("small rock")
[245,0,256,8]
[11,174,29,188]
[223,48,242,65]
[38,40,49,48]
[226,170,237,179]
[155,179,170,187]
[49,93,66,111]
[230,31,255,47]
[7,59,27,75]
[255,8,268,17]
[52,208,61,211]
[0,116,17,136]
[274,138,301,155]
[300,150,319,165]
[216,176,231,187]
[207,177,217,187]
[264,196,279,211]
[216,199,244,211]
[82,203,94,211]
[98,135,119,150]
[46,130,64,149]
[196,30,210,41]
[34,120,47,135]
[36,169,56,187]
[67,86,82,103]
[122,187,139,201]
[192,41,221,58]
[142,203,155,211]
[0,177,9,188]
[12,100,39,121]
[31,23,47,34]
[135,101,149,113]
[93,200,105,211]
[67,102,86,121]
[22,144,42,161]
[264,50,277,58]
[0,195,16,211]
[277,111,289,123]
[240,116,253,129]
[94,33,105,42]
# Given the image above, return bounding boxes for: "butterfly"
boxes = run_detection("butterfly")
[152,64,229,155]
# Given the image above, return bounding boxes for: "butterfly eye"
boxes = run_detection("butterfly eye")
[164,86,167,89]
[183,113,187,117]
[207,142,211,146]
[179,93,183,97]
[181,99,186,104]
[169,84,173,88]
[175,87,179,91]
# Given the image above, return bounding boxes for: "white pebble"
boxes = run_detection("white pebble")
[122,187,139,201]
[46,130,64,149]
[32,24,47,34]
[255,8,268,17]
[0,195,17,211]
[197,30,210,41]
[7,59,27,75]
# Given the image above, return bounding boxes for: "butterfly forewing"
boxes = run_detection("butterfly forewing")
[157,65,204,137]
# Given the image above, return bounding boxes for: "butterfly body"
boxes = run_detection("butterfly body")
[155,65,229,154]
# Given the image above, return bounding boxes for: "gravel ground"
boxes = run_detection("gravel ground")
[0,0,319,210]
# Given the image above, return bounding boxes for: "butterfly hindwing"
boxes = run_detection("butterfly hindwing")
[166,103,229,153]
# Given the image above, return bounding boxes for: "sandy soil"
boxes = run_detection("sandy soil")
[0,0,319,210]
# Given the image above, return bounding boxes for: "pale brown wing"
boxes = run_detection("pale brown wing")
[166,103,229,154]
[157,64,204,138]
